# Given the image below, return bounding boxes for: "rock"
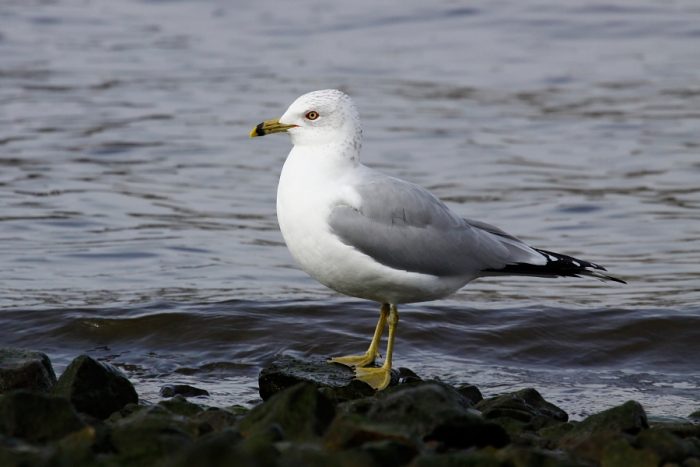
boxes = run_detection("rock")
[456,383,483,405]
[167,429,247,467]
[195,408,239,432]
[0,348,57,393]
[54,355,138,419]
[424,414,510,449]
[258,354,375,402]
[239,383,335,442]
[108,404,208,465]
[475,388,568,432]
[567,400,648,438]
[340,380,500,445]
[278,443,378,467]
[635,427,700,464]
[324,413,418,451]
[158,396,204,417]
[0,390,85,443]
[160,384,209,398]
[690,410,700,420]
[0,435,50,467]
[556,401,650,464]
[411,450,504,467]
[600,438,660,467]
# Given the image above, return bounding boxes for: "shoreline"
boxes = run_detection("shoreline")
[1,348,699,466]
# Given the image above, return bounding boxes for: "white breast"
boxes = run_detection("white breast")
[275,147,468,304]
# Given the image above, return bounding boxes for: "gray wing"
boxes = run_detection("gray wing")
[328,176,543,277]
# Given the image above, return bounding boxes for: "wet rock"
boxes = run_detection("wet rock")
[475,388,568,433]
[0,391,85,443]
[160,384,209,398]
[258,354,375,402]
[0,348,57,393]
[239,382,335,441]
[54,355,138,420]
[690,410,700,420]
[456,383,483,405]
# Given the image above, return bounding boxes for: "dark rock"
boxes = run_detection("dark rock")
[195,407,239,432]
[278,443,378,467]
[50,425,101,466]
[239,383,335,441]
[556,401,650,464]
[395,367,422,385]
[357,439,418,467]
[324,413,417,451]
[0,435,50,467]
[0,348,57,393]
[424,414,510,449]
[166,429,249,467]
[690,410,700,420]
[54,355,138,420]
[411,450,505,467]
[158,395,204,417]
[108,404,206,465]
[635,427,700,464]
[258,354,375,402]
[475,388,568,432]
[566,400,648,438]
[456,383,483,405]
[160,384,209,398]
[600,438,660,467]
[0,390,85,443]
[341,381,481,439]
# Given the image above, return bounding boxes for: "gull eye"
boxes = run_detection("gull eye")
[305,111,319,121]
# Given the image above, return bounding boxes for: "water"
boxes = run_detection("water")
[1,0,699,418]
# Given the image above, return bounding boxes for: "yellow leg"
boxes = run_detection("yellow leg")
[330,303,390,368]
[355,304,399,390]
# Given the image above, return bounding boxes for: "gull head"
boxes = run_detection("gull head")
[250,89,362,149]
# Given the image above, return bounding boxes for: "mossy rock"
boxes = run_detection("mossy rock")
[238,383,335,442]
[107,405,208,466]
[0,435,51,467]
[342,381,477,439]
[565,400,648,439]
[0,391,85,443]
[600,438,659,467]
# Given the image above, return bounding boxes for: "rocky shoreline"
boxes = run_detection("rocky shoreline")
[1,348,699,466]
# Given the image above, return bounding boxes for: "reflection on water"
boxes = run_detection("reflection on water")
[1,0,699,417]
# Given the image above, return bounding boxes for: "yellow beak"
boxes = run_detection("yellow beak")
[249,119,297,138]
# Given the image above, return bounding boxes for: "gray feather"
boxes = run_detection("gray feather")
[328,177,541,277]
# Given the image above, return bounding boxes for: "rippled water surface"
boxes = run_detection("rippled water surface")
[1,0,699,418]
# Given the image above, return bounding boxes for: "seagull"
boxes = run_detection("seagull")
[250,89,624,390]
